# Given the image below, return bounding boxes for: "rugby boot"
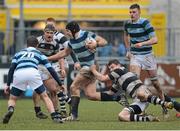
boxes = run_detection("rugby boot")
[36,111,48,119]
[2,109,14,124]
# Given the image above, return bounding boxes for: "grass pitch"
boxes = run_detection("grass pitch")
[0,98,180,130]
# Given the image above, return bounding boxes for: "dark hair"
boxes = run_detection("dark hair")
[27,36,39,47]
[45,17,56,24]
[129,3,140,10]
[107,59,120,66]
[66,21,80,34]
[44,24,55,32]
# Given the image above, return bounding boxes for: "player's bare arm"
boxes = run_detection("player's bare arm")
[90,64,110,82]
[58,58,66,78]
[124,32,130,49]
[124,33,133,59]
[134,36,158,48]
[48,48,72,61]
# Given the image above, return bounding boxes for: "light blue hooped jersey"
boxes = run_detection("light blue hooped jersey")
[124,18,156,55]
[68,30,97,67]
[12,47,52,70]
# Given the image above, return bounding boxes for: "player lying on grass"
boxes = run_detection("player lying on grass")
[2,36,63,124]
[90,59,178,122]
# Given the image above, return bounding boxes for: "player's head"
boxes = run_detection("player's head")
[129,3,141,22]
[27,36,39,47]
[107,59,121,71]
[44,24,55,42]
[66,21,80,38]
[45,17,56,27]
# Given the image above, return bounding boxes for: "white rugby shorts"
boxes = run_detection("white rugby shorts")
[130,97,149,112]
[38,62,64,80]
[130,53,157,70]
[12,68,43,91]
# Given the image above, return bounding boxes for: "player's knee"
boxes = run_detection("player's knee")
[118,111,129,122]
[150,77,159,87]
[86,94,97,100]
[137,89,146,101]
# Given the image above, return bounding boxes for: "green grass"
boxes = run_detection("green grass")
[0,98,180,130]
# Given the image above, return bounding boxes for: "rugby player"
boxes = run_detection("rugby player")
[2,36,63,124]
[124,3,168,116]
[90,59,178,122]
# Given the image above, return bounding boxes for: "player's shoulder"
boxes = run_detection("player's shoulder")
[25,47,42,56]
[139,17,150,24]
[54,31,65,38]
[36,35,44,42]
[124,20,132,25]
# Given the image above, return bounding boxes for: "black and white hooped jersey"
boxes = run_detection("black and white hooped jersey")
[108,67,143,98]
[53,31,69,50]
[37,31,68,57]
[37,36,59,57]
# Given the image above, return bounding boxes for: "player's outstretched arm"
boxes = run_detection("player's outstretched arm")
[48,48,71,61]
[7,63,17,87]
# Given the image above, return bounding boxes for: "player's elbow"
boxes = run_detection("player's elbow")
[97,38,107,47]
[99,77,107,82]
[152,37,158,45]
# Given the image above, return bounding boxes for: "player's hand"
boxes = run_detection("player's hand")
[59,85,66,92]
[134,42,143,48]
[85,37,97,52]
[4,85,10,95]
[126,51,133,59]
[85,42,97,49]
[60,69,66,78]
[74,62,81,70]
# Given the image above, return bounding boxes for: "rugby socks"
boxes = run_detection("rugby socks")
[147,95,166,106]
[130,114,150,121]
[34,106,41,114]
[2,106,14,124]
[57,91,67,114]
[64,94,71,104]
[8,106,14,113]
[100,92,119,101]
[71,96,80,118]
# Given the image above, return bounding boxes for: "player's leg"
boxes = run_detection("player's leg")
[44,78,59,111]
[34,84,63,123]
[32,91,48,119]
[3,87,23,124]
[129,55,141,77]
[146,70,169,117]
[136,86,173,109]
[56,77,71,118]
[33,65,49,119]
[83,81,119,101]
[3,69,27,124]
[65,72,85,121]
[29,68,62,123]
[52,61,70,117]
[118,101,159,122]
